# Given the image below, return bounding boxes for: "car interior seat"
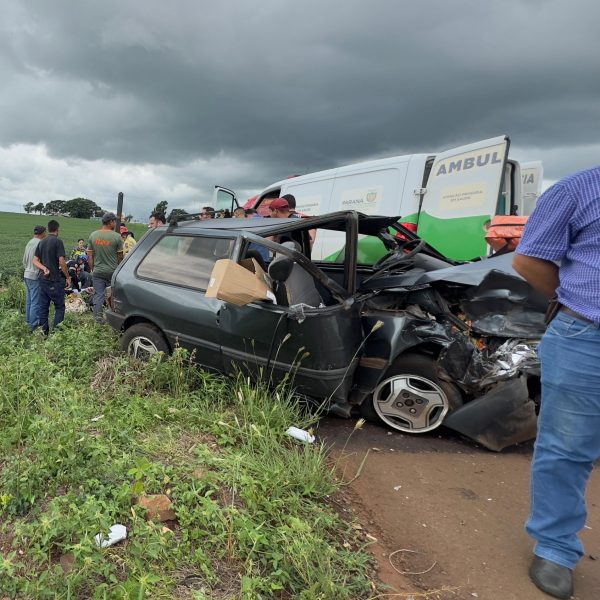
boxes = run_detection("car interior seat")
[268,242,322,307]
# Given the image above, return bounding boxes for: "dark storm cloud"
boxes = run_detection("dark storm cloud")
[1,0,599,208]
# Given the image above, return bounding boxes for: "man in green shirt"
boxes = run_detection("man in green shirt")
[87,212,123,323]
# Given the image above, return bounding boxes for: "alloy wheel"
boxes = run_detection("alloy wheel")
[127,335,159,361]
[372,373,450,433]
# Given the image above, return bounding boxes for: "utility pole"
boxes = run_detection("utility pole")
[115,192,124,231]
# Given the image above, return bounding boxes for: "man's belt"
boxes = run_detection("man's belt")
[560,305,594,324]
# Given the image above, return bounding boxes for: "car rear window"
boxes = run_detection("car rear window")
[137,235,233,290]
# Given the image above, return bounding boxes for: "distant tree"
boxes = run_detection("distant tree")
[34,202,44,214]
[24,202,34,214]
[64,197,101,219]
[94,207,105,218]
[124,214,133,222]
[153,200,168,215]
[167,208,188,222]
[44,200,67,215]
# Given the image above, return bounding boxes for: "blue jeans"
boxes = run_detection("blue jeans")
[526,312,600,569]
[37,278,66,335]
[92,276,110,323]
[24,277,41,329]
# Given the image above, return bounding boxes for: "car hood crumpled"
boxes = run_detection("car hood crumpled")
[367,252,548,338]
[415,252,520,286]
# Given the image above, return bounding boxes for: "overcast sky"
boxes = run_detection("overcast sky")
[1,0,599,219]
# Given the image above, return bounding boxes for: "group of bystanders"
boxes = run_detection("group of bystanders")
[22,212,125,333]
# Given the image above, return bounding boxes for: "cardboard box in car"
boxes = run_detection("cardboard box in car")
[205,258,275,306]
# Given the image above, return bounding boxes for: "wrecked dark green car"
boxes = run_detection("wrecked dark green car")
[106,211,546,450]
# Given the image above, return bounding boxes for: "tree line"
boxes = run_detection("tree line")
[22,198,117,220]
[24,198,189,222]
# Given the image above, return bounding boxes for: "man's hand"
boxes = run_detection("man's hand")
[65,276,72,289]
[33,256,49,276]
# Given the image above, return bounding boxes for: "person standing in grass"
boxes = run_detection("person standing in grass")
[87,212,123,324]
[22,224,46,329]
[32,220,71,334]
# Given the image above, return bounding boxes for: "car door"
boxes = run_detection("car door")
[217,218,365,405]
[219,297,364,404]
[416,135,510,261]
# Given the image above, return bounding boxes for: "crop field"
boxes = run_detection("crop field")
[0,278,376,598]
[0,212,149,282]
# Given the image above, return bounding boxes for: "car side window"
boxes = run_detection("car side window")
[137,235,233,290]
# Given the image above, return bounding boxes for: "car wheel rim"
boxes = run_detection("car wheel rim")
[128,335,159,360]
[372,373,449,433]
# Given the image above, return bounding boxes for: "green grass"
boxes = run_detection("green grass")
[0,280,376,599]
[0,212,149,282]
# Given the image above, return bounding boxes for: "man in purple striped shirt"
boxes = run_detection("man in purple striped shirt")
[513,165,600,599]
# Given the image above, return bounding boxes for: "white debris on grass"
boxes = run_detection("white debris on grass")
[95,524,127,548]
[285,426,315,443]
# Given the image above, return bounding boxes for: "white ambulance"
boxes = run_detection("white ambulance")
[214,136,542,261]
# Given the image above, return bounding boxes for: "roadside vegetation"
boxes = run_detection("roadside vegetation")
[0,278,375,599]
[0,212,148,283]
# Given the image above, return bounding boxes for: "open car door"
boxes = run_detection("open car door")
[417,135,509,261]
[213,214,365,414]
[212,186,240,214]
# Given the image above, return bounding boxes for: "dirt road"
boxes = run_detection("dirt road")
[318,417,600,600]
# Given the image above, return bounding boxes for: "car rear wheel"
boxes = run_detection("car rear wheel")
[121,323,170,361]
[361,353,463,433]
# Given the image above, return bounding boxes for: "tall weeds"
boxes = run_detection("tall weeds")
[0,299,375,599]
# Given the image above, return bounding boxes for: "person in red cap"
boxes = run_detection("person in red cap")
[269,198,299,219]
[269,196,316,248]
[120,226,136,254]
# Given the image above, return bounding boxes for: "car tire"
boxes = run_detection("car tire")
[121,323,170,361]
[360,353,463,434]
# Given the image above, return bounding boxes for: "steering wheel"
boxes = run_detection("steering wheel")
[371,238,426,272]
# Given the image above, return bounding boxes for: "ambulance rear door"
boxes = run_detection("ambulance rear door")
[417,135,510,260]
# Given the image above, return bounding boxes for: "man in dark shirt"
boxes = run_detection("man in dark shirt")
[32,220,71,334]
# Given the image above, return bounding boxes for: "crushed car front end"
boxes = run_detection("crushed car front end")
[345,228,546,451]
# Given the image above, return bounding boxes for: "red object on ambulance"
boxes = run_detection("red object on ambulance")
[484,215,529,253]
